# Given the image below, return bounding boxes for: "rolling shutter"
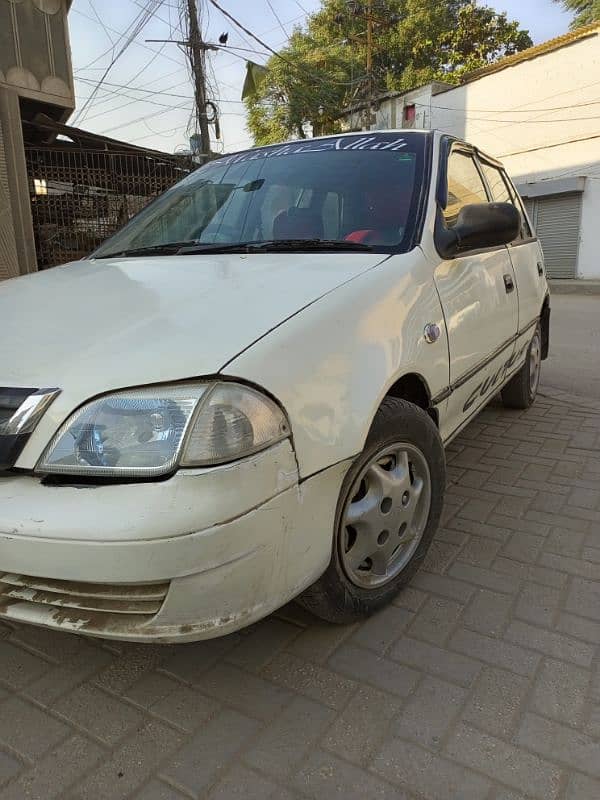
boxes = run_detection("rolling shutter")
[525,193,582,279]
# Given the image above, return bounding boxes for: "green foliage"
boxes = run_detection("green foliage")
[555,0,600,29]
[245,0,532,145]
[436,4,534,80]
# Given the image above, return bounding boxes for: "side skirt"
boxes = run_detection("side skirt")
[442,356,528,447]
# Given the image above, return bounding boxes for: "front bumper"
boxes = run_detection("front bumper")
[0,443,351,642]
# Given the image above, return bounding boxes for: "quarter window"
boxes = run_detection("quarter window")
[443,151,488,228]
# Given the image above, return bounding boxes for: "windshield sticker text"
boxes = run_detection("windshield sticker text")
[217,136,408,167]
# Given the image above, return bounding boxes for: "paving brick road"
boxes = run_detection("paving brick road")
[541,293,600,401]
[1,390,599,799]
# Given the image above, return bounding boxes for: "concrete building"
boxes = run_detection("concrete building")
[341,23,600,281]
[0,0,74,281]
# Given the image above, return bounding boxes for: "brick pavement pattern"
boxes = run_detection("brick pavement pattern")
[0,392,599,799]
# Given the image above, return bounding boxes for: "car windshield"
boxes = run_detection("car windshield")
[92,132,428,258]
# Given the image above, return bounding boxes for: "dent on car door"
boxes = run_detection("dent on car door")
[433,146,519,442]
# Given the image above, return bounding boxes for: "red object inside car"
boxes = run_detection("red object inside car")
[345,230,378,243]
[345,185,411,244]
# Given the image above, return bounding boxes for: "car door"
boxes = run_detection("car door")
[478,159,546,337]
[433,144,519,442]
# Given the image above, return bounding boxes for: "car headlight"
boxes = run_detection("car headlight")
[36,382,290,478]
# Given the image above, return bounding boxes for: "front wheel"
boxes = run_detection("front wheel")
[298,397,445,624]
[501,324,542,410]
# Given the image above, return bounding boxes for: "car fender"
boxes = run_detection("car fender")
[226,248,449,479]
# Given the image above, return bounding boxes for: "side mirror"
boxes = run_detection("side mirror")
[437,202,521,259]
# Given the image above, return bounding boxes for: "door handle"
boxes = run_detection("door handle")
[537,262,544,276]
[503,274,515,293]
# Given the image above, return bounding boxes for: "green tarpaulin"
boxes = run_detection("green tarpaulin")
[242,61,268,100]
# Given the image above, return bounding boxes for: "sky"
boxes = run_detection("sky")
[68,0,573,154]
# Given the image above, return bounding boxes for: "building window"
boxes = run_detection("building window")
[404,104,416,126]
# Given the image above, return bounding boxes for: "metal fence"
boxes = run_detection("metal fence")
[25,146,193,269]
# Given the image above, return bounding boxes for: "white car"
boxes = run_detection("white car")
[0,131,549,642]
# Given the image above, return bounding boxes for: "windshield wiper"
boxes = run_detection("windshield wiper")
[176,242,261,255]
[178,239,373,255]
[250,239,373,252]
[93,241,199,259]
[96,238,374,259]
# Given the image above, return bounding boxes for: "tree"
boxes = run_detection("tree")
[555,0,600,28]
[436,3,533,80]
[245,0,532,145]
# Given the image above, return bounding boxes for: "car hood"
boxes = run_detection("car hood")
[1,252,386,395]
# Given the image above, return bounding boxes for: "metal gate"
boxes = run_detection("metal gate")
[25,146,193,269]
[524,193,582,279]
[0,116,19,280]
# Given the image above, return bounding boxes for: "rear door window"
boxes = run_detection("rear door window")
[502,171,533,239]
[480,163,512,204]
[443,150,488,228]
[479,161,533,240]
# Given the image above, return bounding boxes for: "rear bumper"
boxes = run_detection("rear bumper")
[0,447,351,642]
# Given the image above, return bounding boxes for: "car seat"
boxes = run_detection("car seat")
[272,208,324,240]
[345,186,410,245]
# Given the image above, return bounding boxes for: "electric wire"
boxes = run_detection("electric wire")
[71,2,312,149]
[207,0,365,88]
[73,69,190,121]
[444,78,600,153]
[498,133,600,158]
[414,97,600,114]
[265,0,289,39]
[73,0,166,124]
[98,98,193,135]
[132,0,185,33]
[87,0,115,46]
[76,84,194,114]
[76,76,248,103]
[71,5,184,73]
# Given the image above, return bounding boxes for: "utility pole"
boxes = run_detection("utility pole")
[186,0,211,161]
[147,1,221,158]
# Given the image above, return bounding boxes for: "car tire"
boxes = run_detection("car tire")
[501,325,542,410]
[297,397,445,624]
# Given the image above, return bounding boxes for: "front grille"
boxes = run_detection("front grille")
[0,387,60,470]
[0,573,169,618]
[0,388,37,431]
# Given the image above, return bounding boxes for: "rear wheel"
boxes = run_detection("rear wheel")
[298,397,445,624]
[501,325,542,410]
